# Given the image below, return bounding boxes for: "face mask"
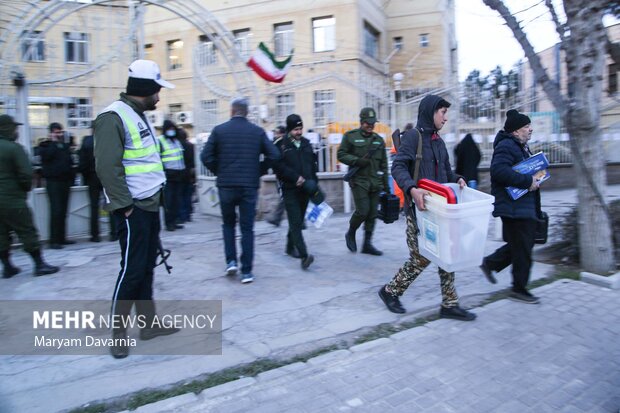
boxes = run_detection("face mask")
[165,130,176,137]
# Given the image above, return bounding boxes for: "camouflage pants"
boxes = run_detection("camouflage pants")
[385,215,459,308]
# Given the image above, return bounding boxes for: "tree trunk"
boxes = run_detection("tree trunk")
[564,0,614,274]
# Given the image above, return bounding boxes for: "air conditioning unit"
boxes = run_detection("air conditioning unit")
[174,111,193,125]
[145,110,164,127]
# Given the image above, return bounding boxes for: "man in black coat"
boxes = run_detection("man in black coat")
[38,122,75,249]
[377,95,475,321]
[201,98,281,283]
[480,109,541,304]
[454,133,481,189]
[274,114,321,270]
[78,130,116,242]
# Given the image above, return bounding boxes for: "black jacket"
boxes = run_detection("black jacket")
[275,136,318,190]
[490,130,537,220]
[454,134,481,182]
[201,116,281,188]
[391,94,462,214]
[38,140,74,182]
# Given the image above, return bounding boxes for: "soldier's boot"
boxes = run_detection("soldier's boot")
[1,250,20,279]
[345,226,357,252]
[29,250,60,276]
[361,232,383,256]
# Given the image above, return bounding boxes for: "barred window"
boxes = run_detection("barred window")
[275,94,295,126]
[313,90,335,128]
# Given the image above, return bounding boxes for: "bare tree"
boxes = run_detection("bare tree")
[483,0,616,274]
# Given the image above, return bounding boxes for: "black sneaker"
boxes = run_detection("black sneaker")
[301,254,314,270]
[140,326,180,341]
[35,262,60,276]
[3,265,20,279]
[378,285,406,314]
[480,261,497,284]
[110,330,129,359]
[508,290,540,304]
[440,305,477,321]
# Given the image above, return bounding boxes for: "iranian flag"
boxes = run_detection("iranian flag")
[247,42,293,83]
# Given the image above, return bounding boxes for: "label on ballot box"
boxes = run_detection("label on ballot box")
[305,201,333,229]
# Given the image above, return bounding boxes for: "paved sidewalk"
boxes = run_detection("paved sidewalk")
[134,280,620,413]
[0,186,619,413]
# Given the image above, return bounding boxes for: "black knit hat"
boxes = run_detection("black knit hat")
[504,109,531,133]
[126,77,162,97]
[286,114,303,132]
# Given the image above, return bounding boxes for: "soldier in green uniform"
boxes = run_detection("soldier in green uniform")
[337,107,389,255]
[0,114,59,278]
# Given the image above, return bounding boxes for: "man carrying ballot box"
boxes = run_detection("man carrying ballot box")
[377,95,475,321]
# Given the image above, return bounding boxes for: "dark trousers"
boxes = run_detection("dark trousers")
[85,174,115,239]
[0,207,40,253]
[350,185,380,233]
[178,181,193,222]
[163,180,182,229]
[218,187,257,274]
[283,188,310,258]
[484,217,537,293]
[110,207,159,331]
[46,179,72,244]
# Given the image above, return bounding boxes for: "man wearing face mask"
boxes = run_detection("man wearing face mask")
[158,120,186,232]
[0,114,59,278]
[94,60,178,358]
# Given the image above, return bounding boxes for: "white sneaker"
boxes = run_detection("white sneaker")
[226,260,238,276]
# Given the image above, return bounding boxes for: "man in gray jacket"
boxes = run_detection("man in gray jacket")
[377,95,475,321]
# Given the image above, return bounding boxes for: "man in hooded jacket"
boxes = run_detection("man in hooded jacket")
[377,95,475,321]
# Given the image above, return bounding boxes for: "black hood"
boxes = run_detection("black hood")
[416,94,443,133]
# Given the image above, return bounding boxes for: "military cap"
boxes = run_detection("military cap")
[359,107,377,124]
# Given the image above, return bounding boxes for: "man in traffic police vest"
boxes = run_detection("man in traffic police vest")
[158,119,186,232]
[94,60,179,358]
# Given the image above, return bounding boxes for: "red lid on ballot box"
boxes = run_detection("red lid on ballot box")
[417,179,457,204]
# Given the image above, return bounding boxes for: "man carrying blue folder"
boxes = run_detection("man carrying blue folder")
[480,109,541,304]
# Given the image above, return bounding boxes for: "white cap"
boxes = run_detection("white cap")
[128,59,175,89]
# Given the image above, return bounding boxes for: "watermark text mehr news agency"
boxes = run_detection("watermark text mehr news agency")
[32,310,218,330]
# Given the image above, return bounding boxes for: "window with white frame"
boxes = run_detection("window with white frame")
[275,94,295,126]
[201,99,218,131]
[64,32,89,63]
[393,36,403,51]
[313,90,335,128]
[234,29,251,58]
[67,98,92,128]
[274,22,294,57]
[363,22,379,59]
[28,104,50,127]
[198,35,217,66]
[167,39,184,70]
[313,17,335,53]
[419,33,429,48]
[22,31,45,62]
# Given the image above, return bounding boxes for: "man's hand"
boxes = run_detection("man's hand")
[355,158,370,168]
[296,176,305,187]
[528,178,540,192]
[125,208,134,218]
[410,187,431,210]
[457,178,466,188]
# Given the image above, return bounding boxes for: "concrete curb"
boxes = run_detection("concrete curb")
[580,271,620,289]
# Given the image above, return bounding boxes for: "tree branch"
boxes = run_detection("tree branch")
[545,0,567,44]
[483,0,566,115]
